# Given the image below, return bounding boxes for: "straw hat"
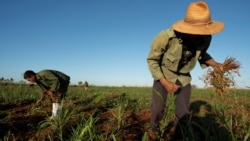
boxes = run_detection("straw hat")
[173,1,224,35]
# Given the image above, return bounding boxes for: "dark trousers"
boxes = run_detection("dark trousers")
[50,80,70,103]
[150,79,191,127]
[58,80,70,99]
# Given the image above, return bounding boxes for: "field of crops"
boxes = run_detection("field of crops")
[0,84,249,141]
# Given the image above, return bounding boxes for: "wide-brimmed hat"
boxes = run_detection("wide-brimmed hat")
[173,1,224,35]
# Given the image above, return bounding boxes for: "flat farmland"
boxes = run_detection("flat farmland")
[0,84,249,141]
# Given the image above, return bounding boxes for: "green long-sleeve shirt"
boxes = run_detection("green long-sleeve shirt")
[147,28,213,86]
[35,70,70,92]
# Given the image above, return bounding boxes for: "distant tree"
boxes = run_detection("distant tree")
[0,77,4,81]
[19,80,26,84]
[191,84,198,89]
[78,81,83,86]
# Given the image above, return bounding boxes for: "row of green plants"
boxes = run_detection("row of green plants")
[0,84,249,141]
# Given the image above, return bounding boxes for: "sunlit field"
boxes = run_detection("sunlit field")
[0,83,249,141]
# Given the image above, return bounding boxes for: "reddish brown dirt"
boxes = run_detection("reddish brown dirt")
[0,97,155,141]
[1,95,246,141]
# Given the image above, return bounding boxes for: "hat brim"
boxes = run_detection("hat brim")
[173,20,224,35]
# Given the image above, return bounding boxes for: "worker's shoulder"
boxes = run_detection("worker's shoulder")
[156,27,176,38]
[37,69,54,75]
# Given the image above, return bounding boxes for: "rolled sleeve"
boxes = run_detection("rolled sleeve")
[199,52,213,69]
[198,35,213,69]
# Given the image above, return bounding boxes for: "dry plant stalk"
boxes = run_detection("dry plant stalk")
[201,57,241,97]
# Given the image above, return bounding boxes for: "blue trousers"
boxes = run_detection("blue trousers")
[150,79,191,126]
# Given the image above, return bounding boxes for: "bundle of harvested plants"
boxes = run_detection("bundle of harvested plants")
[201,57,241,97]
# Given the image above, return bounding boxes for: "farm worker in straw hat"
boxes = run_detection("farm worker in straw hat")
[146,1,224,140]
[23,70,70,119]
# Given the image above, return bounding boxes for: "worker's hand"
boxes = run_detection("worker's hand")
[160,78,180,93]
[36,99,42,106]
[46,90,54,97]
[205,59,224,72]
[46,90,58,102]
[215,63,224,72]
[36,91,47,105]
[42,91,47,95]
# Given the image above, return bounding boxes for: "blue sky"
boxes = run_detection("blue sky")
[0,0,249,88]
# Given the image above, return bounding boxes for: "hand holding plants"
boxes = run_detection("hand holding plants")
[36,99,42,105]
[160,78,180,93]
[46,90,58,102]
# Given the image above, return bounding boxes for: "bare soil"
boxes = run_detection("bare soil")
[0,95,247,141]
[0,96,154,141]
